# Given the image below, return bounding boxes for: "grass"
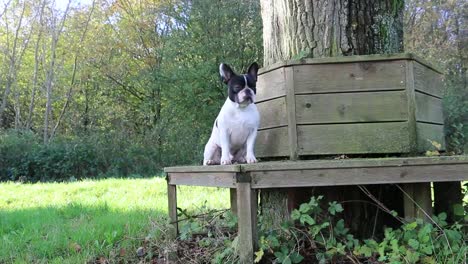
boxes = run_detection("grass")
[0,177,229,263]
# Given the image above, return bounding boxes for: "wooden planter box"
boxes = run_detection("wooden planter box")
[255,53,445,159]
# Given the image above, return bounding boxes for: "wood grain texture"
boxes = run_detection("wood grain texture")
[295,91,408,124]
[256,67,286,102]
[405,60,418,153]
[255,126,290,157]
[167,172,236,187]
[413,62,444,98]
[230,188,237,216]
[256,97,287,129]
[164,165,240,173]
[297,122,411,155]
[259,53,443,75]
[416,122,446,152]
[167,184,178,238]
[285,67,298,159]
[403,183,432,221]
[237,182,256,263]
[415,92,444,124]
[242,155,468,171]
[250,163,468,188]
[293,60,406,94]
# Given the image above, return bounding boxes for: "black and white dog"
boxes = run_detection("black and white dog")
[203,62,260,165]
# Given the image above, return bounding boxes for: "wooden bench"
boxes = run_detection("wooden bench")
[165,155,468,263]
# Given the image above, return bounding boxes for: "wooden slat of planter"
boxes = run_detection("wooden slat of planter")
[405,60,418,153]
[250,163,468,188]
[256,126,290,157]
[259,53,443,75]
[167,172,237,188]
[415,92,444,124]
[256,67,286,102]
[285,67,299,160]
[295,91,408,124]
[413,62,443,98]
[416,123,446,152]
[256,97,287,129]
[297,122,411,155]
[293,60,406,94]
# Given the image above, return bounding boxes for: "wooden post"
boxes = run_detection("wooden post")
[434,182,462,222]
[167,182,178,238]
[236,180,257,263]
[230,188,237,216]
[402,183,432,221]
[284,66,298,160]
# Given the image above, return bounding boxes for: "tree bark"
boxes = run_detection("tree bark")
[261,0,403,65]
[259,0,404,232]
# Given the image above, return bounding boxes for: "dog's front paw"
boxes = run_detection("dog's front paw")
[246,155,257,164]
[204,160,219,166]
[221,159,232,165]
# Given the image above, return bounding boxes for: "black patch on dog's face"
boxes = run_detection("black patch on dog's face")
[227,75,256,103]
[220,62,259,104]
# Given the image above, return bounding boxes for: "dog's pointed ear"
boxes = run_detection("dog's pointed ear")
[247,62,259,82]
[219,63,234,84]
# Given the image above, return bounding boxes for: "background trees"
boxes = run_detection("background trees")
[0,0,465,181]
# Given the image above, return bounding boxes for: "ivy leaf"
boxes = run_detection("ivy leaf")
[282,256,292,264]
[290,252,304,263]
[254,249,264,263]
[356,245,373,257]
[299,214,315,225]
[299,203,311,214]
[453,203,464,216]
[438,212,447,221]
[274,251,285,261]
[291,209,301,220]
[408,238,420,250]
[421,244,433,255]
[405,221,418,231]
[328,201,344,215]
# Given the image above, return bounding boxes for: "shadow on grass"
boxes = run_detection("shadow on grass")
[0,204,167,263]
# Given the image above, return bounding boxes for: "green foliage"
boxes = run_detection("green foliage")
[443,75,467,154]
[251,197,467,264]
[0,130,163,181]
[0,0,263,178]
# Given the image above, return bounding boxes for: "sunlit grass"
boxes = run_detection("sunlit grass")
[0,177,229,263]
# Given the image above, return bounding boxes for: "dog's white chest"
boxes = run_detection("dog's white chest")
[219,101,259,149]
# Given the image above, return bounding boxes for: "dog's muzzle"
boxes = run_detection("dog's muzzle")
[237,88,254,105]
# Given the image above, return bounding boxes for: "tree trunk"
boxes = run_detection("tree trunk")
[43,1,71,144]
[0,0,27,128]
[260,0,404,232]
[26,0,47,131]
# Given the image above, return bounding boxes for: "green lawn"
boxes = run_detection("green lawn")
[0,177,229,263]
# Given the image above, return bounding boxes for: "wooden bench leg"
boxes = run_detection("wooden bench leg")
[167,183,178,238]
[402,183,432,221]
[230,188,237,216]
[237,182,257,263]
[434,182,462,222]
